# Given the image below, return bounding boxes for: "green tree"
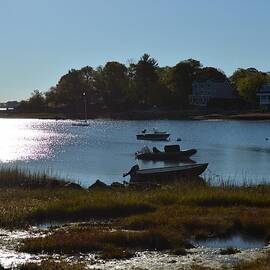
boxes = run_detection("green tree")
[134,53,159,106]
[48,67,98,113]
[168,59,202,107]
[18,90,46,112]
[196,67,227,82]
[231,68,268,103]
[54,69,84,112]
[100,61,129,110]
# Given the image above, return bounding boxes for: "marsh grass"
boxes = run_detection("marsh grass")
[30,190,155,223]
[120,183,270,240]
[234,251,270,270]
[0,167,67,188]
[0,168,269,250]
[220,247,240,255]
[100,245,135,260]
[20,227,188,254]
[19,260,86,270]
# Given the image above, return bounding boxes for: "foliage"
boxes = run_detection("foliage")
[19,54,267,115]
[166,59,202,107]
[97,61,129,110]
[18,90,46,112]
[231,68,269,103]
[196,67,227,82]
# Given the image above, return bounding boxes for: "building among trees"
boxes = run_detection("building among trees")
[257,83,270,110]
[190,80,235,106]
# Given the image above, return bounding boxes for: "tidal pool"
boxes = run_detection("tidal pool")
[0,228,269,269]
[195,234,266,249]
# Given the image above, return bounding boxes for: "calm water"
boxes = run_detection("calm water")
[0,118,270,186]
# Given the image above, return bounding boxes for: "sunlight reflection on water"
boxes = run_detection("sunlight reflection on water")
[0,119,72,162]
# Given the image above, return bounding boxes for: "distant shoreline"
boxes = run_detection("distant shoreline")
[1,111,270,121]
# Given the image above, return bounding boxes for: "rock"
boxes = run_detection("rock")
[88,179,108,190]
[64,182,83,189]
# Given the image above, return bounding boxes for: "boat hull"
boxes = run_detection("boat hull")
[136,149,197,160]
[130,163,208,183]
[72,123,90,126]
[136,133,170,141]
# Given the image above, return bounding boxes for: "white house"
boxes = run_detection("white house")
[190,80,235,106]
[257,83,270,110]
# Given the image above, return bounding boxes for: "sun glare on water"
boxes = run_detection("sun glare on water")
[0,119,59,163]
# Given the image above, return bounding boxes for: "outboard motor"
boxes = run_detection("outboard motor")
[123,165,139,177]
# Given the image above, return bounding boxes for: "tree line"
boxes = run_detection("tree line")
[17,54,270,114]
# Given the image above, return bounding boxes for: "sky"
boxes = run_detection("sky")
[0,0,270,102]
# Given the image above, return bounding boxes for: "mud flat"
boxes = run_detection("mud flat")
[0,226,269,269]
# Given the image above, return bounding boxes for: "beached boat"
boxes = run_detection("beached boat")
[123,163,208,183]
[135,145,197,160]
[136,129,170,141]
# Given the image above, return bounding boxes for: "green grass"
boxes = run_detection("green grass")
[30,190,155,223]
[119,184,270,239]
[0,168,269,238]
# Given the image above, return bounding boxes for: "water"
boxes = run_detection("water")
[196,235,266,249]
[0,118,270,186]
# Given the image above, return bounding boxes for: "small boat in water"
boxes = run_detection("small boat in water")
[72,120,90,127]
[136,129,170,141]
[123,163,208,183]
[72,92,90,127]
[135,145,197,161]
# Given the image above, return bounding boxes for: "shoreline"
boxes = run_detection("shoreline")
[1,111,270,121]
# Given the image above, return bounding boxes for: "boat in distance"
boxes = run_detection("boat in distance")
[72,120,90,126]
[71,92,90,126]
[136,129,170,141]
[123,163,208,183]
[135,145,197,160]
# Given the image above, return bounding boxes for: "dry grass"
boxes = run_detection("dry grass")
[220,247,240,255]
[19,260,86,270]
[116,183,270,240]
[0,168,269,259]
[234,251,270,270]
[20,227,188,254]
[0,167,68,188]
[30,190,155,223]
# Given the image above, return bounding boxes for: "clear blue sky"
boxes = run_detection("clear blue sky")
[0,0,270,101]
